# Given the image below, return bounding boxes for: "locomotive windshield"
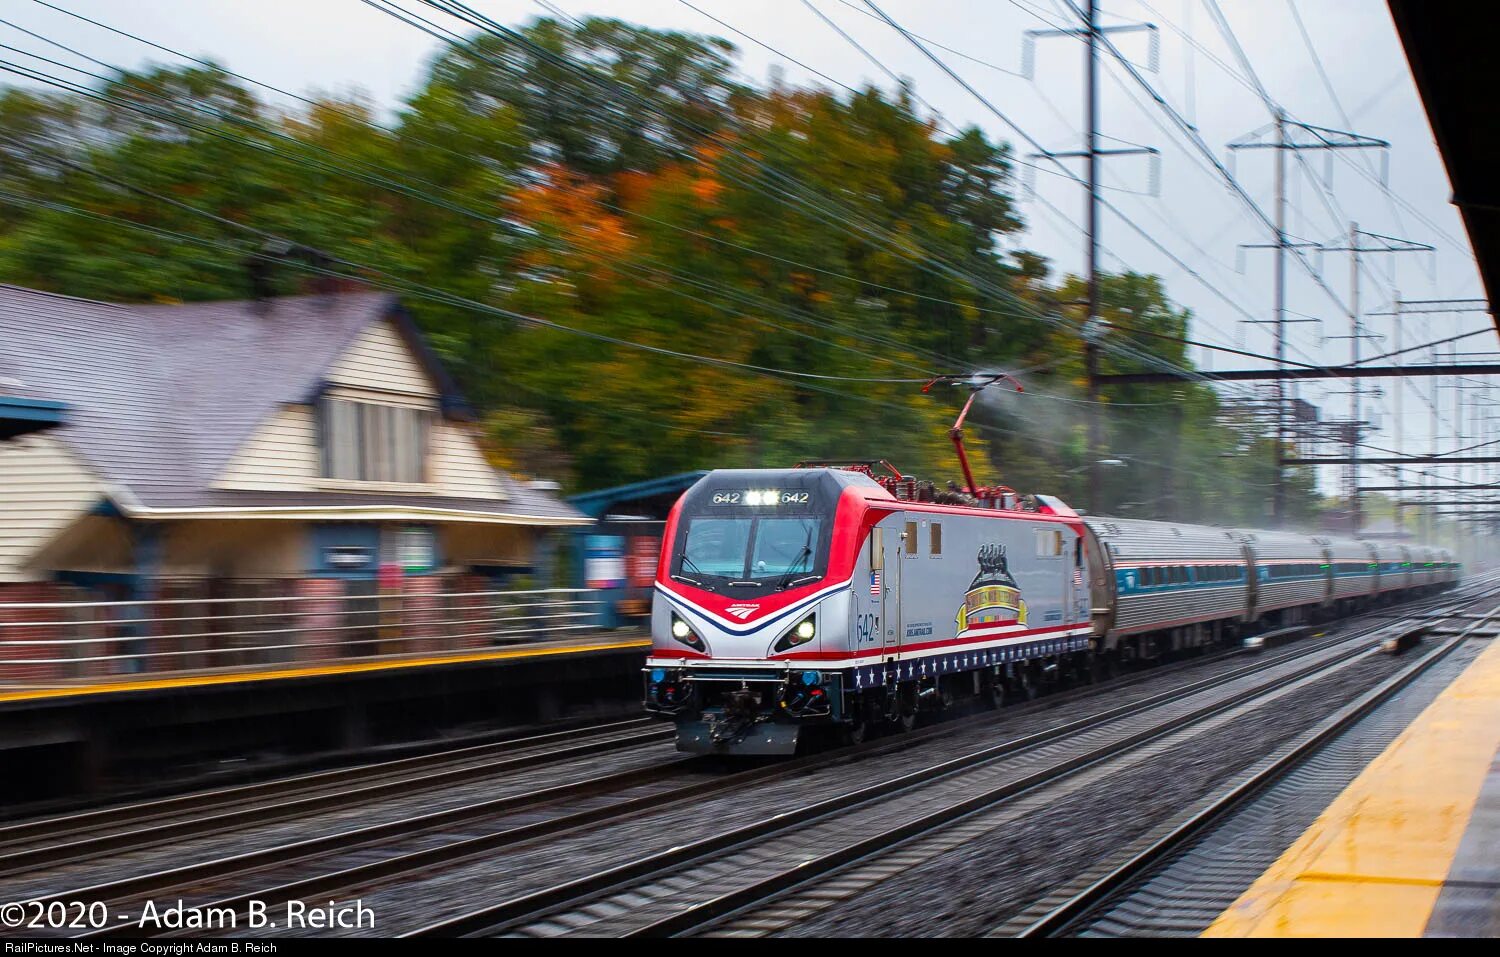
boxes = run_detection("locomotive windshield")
[669,469,852,594]
[680,515,823,581]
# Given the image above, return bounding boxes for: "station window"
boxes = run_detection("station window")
[930,522,942,556]
[320,397,429,483]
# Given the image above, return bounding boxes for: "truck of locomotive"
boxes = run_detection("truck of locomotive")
[644,466,1459,755]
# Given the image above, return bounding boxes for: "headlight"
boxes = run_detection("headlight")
[668,614,705,652]
[773,613,818,653]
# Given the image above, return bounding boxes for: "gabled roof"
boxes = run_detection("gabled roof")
[0,284,582,524]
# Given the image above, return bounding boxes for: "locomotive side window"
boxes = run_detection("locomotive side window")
[870,527,884,570]
[930,522,942,556]
[1034,528,1063,557]
[904,521,918,556]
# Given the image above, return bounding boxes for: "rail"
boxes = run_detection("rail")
[0,587,607,683]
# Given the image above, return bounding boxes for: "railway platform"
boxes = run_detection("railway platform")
[1205,627,1500,937]
[0,588,650,805]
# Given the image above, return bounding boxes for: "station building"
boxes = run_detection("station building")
[0,283,589,605]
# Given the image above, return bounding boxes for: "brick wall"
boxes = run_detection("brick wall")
[0,581,71,682]
[294,578,346,662]
[400,574,444,655]
[452,574,491,651]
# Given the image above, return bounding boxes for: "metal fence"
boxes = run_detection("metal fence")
[0,587,605,684]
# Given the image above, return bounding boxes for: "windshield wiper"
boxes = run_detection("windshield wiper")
[776,539,815,590]
[674,555,712,590]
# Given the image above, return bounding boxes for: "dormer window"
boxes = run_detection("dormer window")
[320,397,428,483]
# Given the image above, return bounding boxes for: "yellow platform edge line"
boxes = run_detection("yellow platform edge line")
[0,638,652,704]
[1204,635,1500,938]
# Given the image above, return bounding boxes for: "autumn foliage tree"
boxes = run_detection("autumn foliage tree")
[0,15,1317,525]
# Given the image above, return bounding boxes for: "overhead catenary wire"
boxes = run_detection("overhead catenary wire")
[414,0,1246,396]
[794,0,1277,387]
[0,175,1273,496]
[405,0,1260,402]
[1052,0,1351,319]
[0,36,974,376]
[855,0,1272,397]
[4,3,1133,390]
[11,0,1416,426]
[0,5,1333,502]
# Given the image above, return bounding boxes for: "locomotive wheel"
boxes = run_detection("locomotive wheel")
[890,683,918,732]
[985,678,1005,710]
[1090,652,1116,684]
[843,717,868,746]
[1014,669,1038,701]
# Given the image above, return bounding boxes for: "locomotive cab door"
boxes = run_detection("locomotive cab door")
[880,520,902,659]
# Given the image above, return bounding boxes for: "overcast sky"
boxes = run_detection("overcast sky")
[5,0,1492,489]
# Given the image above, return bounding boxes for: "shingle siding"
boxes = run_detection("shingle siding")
[325,320,437,397]
[430,421,506,500]
[216,405,506,502]
[214,405,321,492]
[0,434,102,582]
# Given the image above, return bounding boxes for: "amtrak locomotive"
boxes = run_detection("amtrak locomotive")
[644,464,1458,755]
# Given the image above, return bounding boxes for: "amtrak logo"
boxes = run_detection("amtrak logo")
[725,603,760,620]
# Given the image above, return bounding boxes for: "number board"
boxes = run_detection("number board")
[710,489,812,507]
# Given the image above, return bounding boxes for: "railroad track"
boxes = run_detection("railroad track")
[58,618,1370,939]
[16,582,1481,939]
[0,717,669,876]
[402,595,1476,937]
[693,585,1500,940]
[1008,600,1500,938]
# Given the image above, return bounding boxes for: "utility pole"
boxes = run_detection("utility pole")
[1085,0,1102,518]
[1320,228,1434,534]
[1394,292,1403,535]
[1025,3,1156,515]
[1228,120,1388,525]
[1349,221,1361,534]
[1273,111,1287,525]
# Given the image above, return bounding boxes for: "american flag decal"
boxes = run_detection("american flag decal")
[1073,568,1084,588]
[870,571,882,597]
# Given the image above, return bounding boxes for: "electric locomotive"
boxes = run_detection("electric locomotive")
[645,465,1094,754]
[644,381,1459,755]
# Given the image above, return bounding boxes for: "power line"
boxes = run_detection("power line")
[0,5,1310,504]
[1056,0,1350,318]
[0,28,983,375]
[407,0,1244,398]
[859,1,1252,394]
[21,0,476,167]
[0,167,1283,501]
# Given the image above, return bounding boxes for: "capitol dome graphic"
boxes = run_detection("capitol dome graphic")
[956,543,1027,632]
